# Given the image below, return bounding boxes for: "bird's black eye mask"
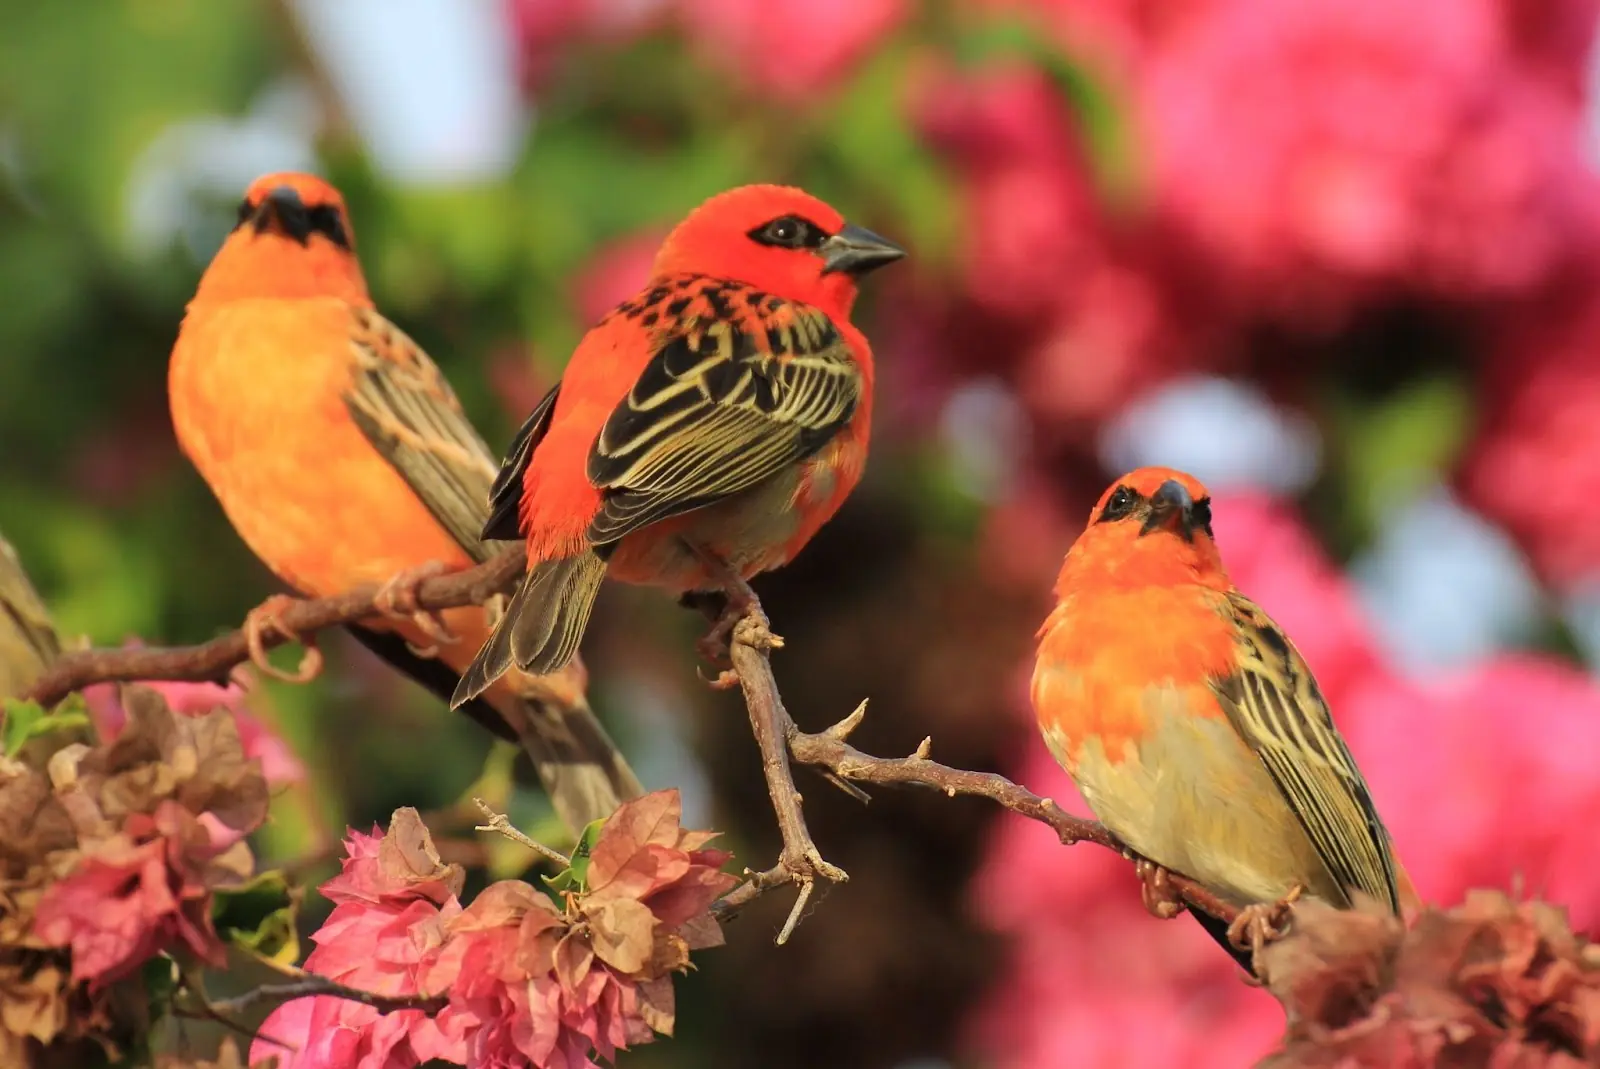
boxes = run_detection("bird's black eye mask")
[1095,483,1214,541]
[233,193,351,250]
[746,214,829,250]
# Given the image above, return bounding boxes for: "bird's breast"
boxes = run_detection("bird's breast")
[169,300,470,595]
[1032,585,1337,905]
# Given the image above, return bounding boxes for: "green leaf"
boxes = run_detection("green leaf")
[212,870,299,966]
[2,697,90,755]
[141,954,178,1021]
[543,816,606,895]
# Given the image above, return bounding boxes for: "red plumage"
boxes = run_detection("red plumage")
[455,185,904,702]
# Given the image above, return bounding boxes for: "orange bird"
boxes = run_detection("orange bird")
[454,185,905,702]
[1033,467,1416,964]
[167,172,643,832]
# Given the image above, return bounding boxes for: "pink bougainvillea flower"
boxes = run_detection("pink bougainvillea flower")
[33,801,247,986]
[251,812,470,1069]
[255,792,734,1069]
[1139,0,1593,318]
[84,674,304,786]
[675,0,907,99]
[1464,279,1600,589]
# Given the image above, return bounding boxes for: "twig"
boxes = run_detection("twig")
[24,549,524,707]
[473,796,571,868]
[207,975,449,1018]
[727,613,848,944]
[712,697,1238,932]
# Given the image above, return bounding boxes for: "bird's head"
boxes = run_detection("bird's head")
[193,172,369,304]
[1057,467,1231,593]
[649,184,905,318]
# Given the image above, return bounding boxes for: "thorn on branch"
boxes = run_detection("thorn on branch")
[824,699,868,740]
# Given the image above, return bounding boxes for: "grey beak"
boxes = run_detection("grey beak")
[254,185,312,243]
[1142,479,1196,540]
[819,222,907,276]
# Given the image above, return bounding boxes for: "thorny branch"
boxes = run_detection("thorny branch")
[19,551,1239,945]
[711,628,1241,936]
[23,548,524,707]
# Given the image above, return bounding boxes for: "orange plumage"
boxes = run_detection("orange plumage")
[456,185,904,700]
[1034,467,1417,960]
[168,172,642,833]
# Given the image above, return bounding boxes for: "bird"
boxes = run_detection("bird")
[167,172,643,834]
[1032,466,1415,967]
[452,183,905,704]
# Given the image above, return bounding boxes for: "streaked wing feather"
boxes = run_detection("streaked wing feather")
[342,308,500,562]
[1211,593,1399,910]
[586,300,860,546]
[482,383,560,542]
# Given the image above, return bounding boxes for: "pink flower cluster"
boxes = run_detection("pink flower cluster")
[968,492,1600,1066]
[27,686,270,991]
[1462,282,1600,588]
[910,0,1600,434]
[33,801,248,987]
[85,673,304,787]
[253,791,736,1069]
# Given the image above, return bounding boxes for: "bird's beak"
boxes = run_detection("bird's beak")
[1142,479,1196,541]
[253,185,312,243]
[819,222,907,276]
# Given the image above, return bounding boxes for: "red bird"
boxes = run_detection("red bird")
[455,185,904,703]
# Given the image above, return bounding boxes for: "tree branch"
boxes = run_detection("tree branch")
[207,975,449,1019]
[23,548,524,707]
[18,548,1237,945]
[712,626,1240,937]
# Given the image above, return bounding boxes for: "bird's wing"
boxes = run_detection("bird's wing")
[481,381,559,543]
[1210,592,1399,910]
[341,307,501,562]
[584,295,862,546]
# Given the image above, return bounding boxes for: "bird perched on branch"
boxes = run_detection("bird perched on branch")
[167,172,642,833]
[453,184,905,704]
[1032,467,1416,967]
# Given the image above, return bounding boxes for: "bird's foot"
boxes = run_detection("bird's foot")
[243,594,323,683]
[1134,860,1187,920]
[1227,884,1304,966]
[374,560,459,655]
[679,544,784,685]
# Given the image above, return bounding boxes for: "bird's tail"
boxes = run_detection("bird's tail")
[487,681,644,831]
[1187,908,1254,972]
[453,550,607,707]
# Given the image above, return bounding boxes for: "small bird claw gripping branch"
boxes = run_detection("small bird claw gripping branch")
[23,548,525,707]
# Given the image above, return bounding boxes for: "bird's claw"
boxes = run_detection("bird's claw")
[1227,884,1304,966]
[243,594,323,684]
[374,561,459,654]
[1135,860,1186,920]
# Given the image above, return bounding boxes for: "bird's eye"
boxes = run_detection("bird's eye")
[748,215,825,250]
[306,205,351,249]
[1097,485,1140,523]
[1192,496,1214,536]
